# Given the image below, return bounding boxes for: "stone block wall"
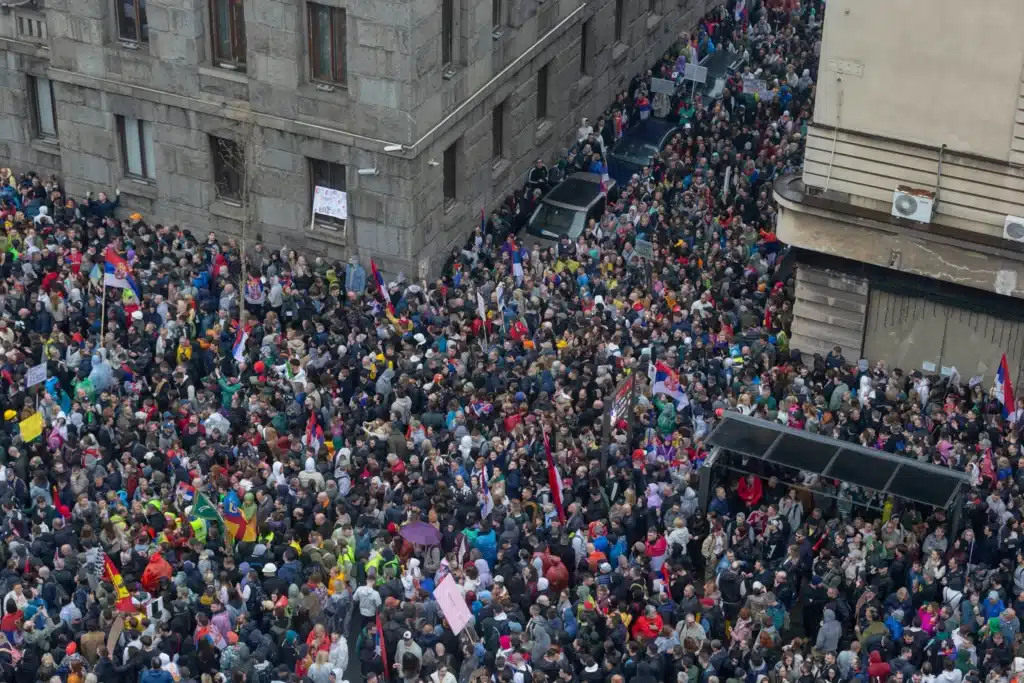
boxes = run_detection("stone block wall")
[0,0,715,274]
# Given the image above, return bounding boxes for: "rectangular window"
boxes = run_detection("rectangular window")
[309,158,347,230]
[441,0,453,66]
[211,0,246,68]
[491,0,502,31]
[308,3,346,85]
[211,136,244,203]
[648,0,657,13]
[28,76,58,140]
[443,142,457,209]
[16,14,47,40]
[116,0,148,42]
[491,102,504,161]
[536,63,549,120]
[580,19,591,75]
[614,0,624,42]
[117,116,156,180]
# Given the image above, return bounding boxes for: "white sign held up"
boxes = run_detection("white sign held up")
[434,575,473,634]
[312,186,348,222]
[26,362,47,388]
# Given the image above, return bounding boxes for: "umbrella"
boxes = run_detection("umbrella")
[399,521,442,546]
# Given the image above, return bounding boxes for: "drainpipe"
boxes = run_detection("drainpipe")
[934,144,947,206]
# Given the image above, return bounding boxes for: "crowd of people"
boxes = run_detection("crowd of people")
[3,3,1024,683]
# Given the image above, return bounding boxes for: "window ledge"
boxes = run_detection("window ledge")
[535,119,554,142]
[31,138,60,155]
[118,39,143,50]
[491,158,512,181]
[443,199,459,215]
[120,178,158,199]
[210,199,246,221]
[612,42,629,64]
[199,65,249,82]
[310,222,348,245]
[442,65,458,81]
[491,28,504,40]
[574,74,593,102]
[647,13,662,30]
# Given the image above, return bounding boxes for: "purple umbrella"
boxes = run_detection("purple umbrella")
[399,521,442,546]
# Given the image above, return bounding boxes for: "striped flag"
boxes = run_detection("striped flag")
[544,431,565,522]
[305,411,324,454]
[370,259,394,316]
[480,469,494,519]
[232,324,248,363]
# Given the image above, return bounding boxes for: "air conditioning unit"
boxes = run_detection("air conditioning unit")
[1004,215,1024,242]
[891,187,934,223]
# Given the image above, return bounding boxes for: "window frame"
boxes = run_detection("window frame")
[443,142,457,210]
[117,115,156,181]
[307,3,347,86]
[210,135,244,204]
[580,18,591,76]
[536,63,549,121]
[491,0,502,32]
[491,101,505,163]
[115,0,148,43]
[309,158,347,232]
[441,0,454,67]
[27,76,59,141]
[614,0,624,42]
[210,0,247,69]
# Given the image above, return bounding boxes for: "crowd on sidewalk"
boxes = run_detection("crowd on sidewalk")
[4,3,1024,683]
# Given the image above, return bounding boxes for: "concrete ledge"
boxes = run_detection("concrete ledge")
[210,199,245,221]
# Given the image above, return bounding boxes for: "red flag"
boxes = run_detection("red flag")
[376,613,390,681]
[52,487,71,519]
[544,432,565,523]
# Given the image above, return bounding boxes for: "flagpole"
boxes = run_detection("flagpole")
[99,279,107,346]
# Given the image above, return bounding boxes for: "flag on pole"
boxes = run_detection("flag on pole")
[103,247,141,299]
[376,613,390,680]
[222,489,257,542]
[191,491,222,523]
[652,361,688,408]
[480,469,494,519]
[370,259,394,316]
[480,207,487,235]
[103,553,137,613]
[544,431,565,523]
[304,411,324,454]
[232,324,249,363]
[996,354,1015,418]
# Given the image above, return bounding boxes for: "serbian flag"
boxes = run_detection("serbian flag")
[222,489,257,542]
[103,553,137,613]
[232,324,248,363]
[652,361,686,405]
[376,613,390,680]
[544,432,565,523]
[996,354,1015,418]
[52,487,71,520]
[480,208,487,235]
[480,469,494,519]
[103,247,141,299]
[370,259,394,316]
[175,481,195,505]
[305,411,324,454]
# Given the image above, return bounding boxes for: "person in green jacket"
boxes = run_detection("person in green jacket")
[217,370,242,407]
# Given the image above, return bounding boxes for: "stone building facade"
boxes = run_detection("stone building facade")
[0,0,712,273]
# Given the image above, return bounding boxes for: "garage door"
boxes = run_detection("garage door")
[863,289,1024,386]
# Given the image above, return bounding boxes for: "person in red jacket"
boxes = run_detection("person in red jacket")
[631,605,663,640]
[738,474,763,508]
[867,650,891,681]
[645,529,669,572]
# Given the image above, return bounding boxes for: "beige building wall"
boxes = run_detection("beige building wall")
[776,0,1024,379]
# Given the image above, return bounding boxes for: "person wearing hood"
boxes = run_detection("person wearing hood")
[299,457,326,492]
[815,609,841,653]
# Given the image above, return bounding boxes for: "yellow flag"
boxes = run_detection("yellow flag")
[19,412,43,442]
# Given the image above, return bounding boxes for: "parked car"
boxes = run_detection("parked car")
[524,173,616,244]
[606,119,680,187]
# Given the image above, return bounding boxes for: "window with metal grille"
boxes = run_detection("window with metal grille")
[211,136,244,203]
[309,158,347,231]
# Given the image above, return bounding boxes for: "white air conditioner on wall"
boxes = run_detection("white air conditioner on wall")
[1004,215,1024,243]
[891,187,935,224]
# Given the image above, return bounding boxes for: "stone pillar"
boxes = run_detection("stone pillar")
[790,262,869,361]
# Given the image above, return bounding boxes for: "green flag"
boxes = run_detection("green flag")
[192,491,222,523]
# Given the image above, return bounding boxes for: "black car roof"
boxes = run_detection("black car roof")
[545,176,603,207]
